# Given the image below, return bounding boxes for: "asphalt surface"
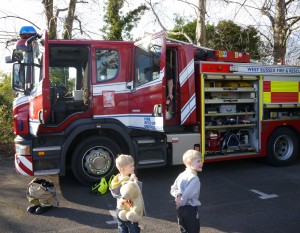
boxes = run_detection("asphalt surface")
[1,155,300,233]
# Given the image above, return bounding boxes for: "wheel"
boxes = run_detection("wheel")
[267,127,299,166]
[71,136,121,185]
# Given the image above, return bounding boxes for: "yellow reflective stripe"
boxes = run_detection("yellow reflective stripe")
[271,81,298,92]
[201,74,205,163]
[264,92,271,103]
[259,76,263,121]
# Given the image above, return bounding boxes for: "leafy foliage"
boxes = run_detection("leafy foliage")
[167,15,197,43]
[168,19,264,60]
[206,20,263,60]
[0,73,14,144]
[101,0,148,41]
[49,67,75,93]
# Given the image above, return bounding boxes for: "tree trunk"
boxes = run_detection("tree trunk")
[43,0,57,39]
[273,0,286,64]
[195,0,206,46]
[62,0,77,39]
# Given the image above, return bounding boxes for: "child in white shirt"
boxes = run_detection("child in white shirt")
[170,149,203,233]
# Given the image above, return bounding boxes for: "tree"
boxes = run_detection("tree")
[168,19,264,60]
[101,0,148,41]
[207,20,264,60]
[43,0,57,39]
[43,0,88,39]
[62,0,78,39]
[145,0,207,46]
[167,16,197,43]
[0,73,14,143]
[261,0,300,63]
[195,0,206,46]
[226,0,300,64]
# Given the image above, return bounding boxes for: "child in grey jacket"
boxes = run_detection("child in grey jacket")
[170,150,203,233]
[109,154,140,233]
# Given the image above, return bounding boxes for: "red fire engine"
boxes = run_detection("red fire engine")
[8,26,300,185]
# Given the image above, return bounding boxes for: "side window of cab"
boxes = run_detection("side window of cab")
[95,49,119,82]
[134,37,162,86]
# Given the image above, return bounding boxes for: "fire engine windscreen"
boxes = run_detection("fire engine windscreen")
[135,37,162,86]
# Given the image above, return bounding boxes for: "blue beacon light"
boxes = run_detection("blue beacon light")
[19,26,37,39]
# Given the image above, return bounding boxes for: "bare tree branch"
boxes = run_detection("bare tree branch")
[145,0,168,31]
[74,15,83,35]
[178,0,200,12]
[144,0,196,43]
[168,31,193,44]
[0,16,41,30]
[225,0,300,64]
[285,0,294,7]
[56,8,69,15]
[286,16,300,29]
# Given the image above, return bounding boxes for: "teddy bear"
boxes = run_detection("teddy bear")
[117,180,144,222]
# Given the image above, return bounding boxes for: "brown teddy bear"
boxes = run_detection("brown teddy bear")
[117,180,144,222]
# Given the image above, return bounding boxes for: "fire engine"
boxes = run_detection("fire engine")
[7,26,300,185]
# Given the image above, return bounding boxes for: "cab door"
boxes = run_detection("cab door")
[128,32,166,131]
[29,31,51,136]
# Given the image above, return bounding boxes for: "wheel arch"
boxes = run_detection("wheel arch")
[266,125,299,166]
[267,125,299,147]
[60,120,136,175]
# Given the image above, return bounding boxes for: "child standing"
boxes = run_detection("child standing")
[170,150,203,233]
[109,154,140,233]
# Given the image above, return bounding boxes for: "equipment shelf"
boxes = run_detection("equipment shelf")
[205,87,255,92]
[205,149,257,157]
[205,98,256,104]
[203,74,260,157]
[205,111,255,116]
[205,123,256,130]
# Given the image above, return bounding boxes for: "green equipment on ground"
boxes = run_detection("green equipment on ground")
[91,175,115,195]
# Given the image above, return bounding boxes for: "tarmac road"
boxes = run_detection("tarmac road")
[1,154,300,233]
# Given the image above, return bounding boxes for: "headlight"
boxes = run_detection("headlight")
[15,144,31,155]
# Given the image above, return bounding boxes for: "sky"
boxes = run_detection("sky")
[0,0,268,73]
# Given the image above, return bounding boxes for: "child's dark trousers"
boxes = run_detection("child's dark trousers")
[177,205,200,233]
[116,208,140,233]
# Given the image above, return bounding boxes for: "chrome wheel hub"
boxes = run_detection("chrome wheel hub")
[84,148,112,176]
[274,135,293,161]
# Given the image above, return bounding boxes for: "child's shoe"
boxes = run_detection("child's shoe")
[26,205,40,214]
[35,206,51,214]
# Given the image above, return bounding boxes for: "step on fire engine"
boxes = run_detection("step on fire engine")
[7,26,300,185]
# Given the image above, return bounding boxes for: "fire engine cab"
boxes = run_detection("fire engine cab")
[8,26,300,185]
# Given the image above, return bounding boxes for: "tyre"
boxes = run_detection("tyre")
[267,127,299,166]
[71,136,121,185]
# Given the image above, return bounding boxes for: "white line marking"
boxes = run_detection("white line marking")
[250,189,279,199]
[106,210,118,224]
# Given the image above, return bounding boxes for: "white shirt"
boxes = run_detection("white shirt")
[170,168,201,207]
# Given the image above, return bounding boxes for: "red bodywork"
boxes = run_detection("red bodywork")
[10,30,300,181]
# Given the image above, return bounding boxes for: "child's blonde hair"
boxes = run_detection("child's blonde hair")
[116,154,134,170]
[183,149,201,166]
